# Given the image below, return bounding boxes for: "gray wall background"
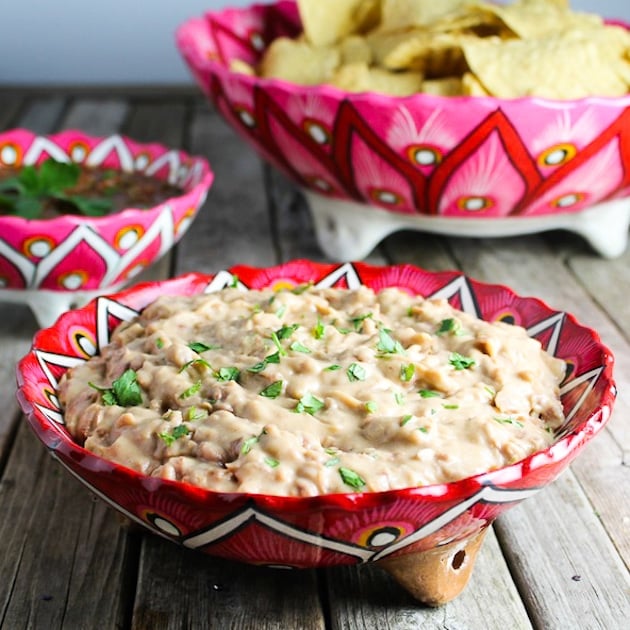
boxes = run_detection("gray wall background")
[1,0,629,85]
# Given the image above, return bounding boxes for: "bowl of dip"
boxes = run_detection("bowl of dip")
[0,128,214,327]
[16,260,615,605]
[176,0,630,259]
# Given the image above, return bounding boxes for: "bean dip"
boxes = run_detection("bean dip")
[59,286,566,496]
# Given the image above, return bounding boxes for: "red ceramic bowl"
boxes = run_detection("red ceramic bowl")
[15,260,616,604]
[0,129,214,326]
[176,2,630,259]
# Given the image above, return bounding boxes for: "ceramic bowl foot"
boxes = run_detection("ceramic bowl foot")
[376,527,488,606]
[304,191,630,260]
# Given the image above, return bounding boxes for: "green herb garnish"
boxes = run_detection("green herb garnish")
[0,158,114,218]
[364,401,377,414]
[179,357,212,373]
[494,416,524,428]
[187,407,208,421]
[419,389,442,398]
[347,362,367,382]
[400,363,415,382]
[449,352,476,370]
[324,364,342,371]
[351,312,372,332]
[339,467,366,490]
[437,318,462,335]
[158,424,191,446]
[376,328,405,355]
[179,380,202,399]
[313,318,325,339]
[400,414,413,426]
[241,435,259,454]
[295,392,325,415]
[394,392,405,405]
[290,341,311,354]
[215,366,240,382]
[264,456,280,468]
[260,380,283,399]
[88,368,142,407]
[188,341,220,353]
[248,352,281,373]
[275,324,299,340]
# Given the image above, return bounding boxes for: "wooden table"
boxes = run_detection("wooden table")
[1,88,629,630]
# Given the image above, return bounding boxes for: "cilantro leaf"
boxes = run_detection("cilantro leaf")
[295,392,325,415]
[346,362,367,382]
[215,366,240,382]
[289,341,311,354]
[260,380,283,399]
[400,363,415,382]
[376,328,405,355]
[112,369,143,406]
[437,318,462,335]
[449,352,476,370]
[275,324,299,340]
[339,467,366,490]
[188,341,220,353]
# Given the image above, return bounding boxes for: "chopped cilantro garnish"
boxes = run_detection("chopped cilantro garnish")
[260,380,283,399]
[376,328,405,355]
[275,324,299,340]
[339,467,366,490]
[291,282,313,294]
[324,364,342,371]
[290,341,311,354]
[325,456,340,467]
[449,352,476,370]
[158,424,190,446]
[419,389,442,398]
[241,435,259,454]
[313,318,325,339]
[179,380,202,399]
[400,363,415,382]
[248,352,281,373]
[188,341,220,353]
[275,304,286,319]
[394,392,405,405]
[215,366,240,382]
[351,312,372,332]
[400,414,413,426]
[347,362,367,382]
[187,406,208,421]
[264,456,280,468]
[270,332,288,356]
[437,318,462,335]
[442,403,459,410]
[494,416,524,428]
[89,369,142,407]
[295,392,325,415]
[364,401,377,414]
[155,338,164,349]
[229,273,240,288]
[418,426,429,433]
[179,357,212,373]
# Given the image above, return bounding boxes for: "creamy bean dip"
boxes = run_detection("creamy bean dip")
[59,286,566,496]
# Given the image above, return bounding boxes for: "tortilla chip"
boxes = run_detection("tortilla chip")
[229,59,256,76]
[461,72,490,96]
[469,0,602,39]
[421,76,464,96]
[380,0,471,31]
[461,31,629,98]
[340,35,373,65]
[259,37,340,85]
[381,31,468,77]
[331,62,424,96]
[297,0,366,47]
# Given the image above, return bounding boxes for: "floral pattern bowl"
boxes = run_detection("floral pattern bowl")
[16,260,615,605]
[176,1,630,259]
[0,129,214,327]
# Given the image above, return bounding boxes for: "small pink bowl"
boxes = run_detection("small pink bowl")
[16,260,615,605]
[0,129,214,326]
[176,2,630,259]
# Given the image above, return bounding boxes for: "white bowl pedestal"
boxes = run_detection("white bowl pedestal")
[304,191,630,262]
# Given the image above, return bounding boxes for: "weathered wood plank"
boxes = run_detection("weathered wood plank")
[495,472,630,629]
[0,425,131,630]
[13,97,67,134]
[326,528,532,629]
[61,99,129,135]
[131,537,325,630]
[0,93,25,129]
[175,103,276,272]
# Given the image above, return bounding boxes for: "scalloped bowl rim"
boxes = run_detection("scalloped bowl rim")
[15,261,617,512]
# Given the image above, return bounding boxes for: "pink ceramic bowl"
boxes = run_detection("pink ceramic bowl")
[16,260,615,605]
[0,129,214,326]
[176,2,630,259]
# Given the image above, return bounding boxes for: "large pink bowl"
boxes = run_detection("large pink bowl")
[16,260,615,604]
[176,2,630,259]
[0,129,214,326]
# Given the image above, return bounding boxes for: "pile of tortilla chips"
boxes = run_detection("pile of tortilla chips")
[242,0,630,98]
